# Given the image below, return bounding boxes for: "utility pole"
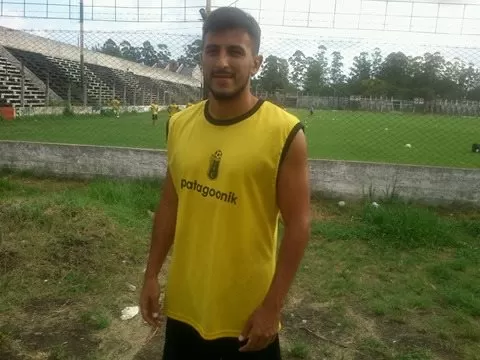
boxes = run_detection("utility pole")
[80,0,86,106]
[201,0,211,100]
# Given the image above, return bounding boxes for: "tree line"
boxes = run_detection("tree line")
[91,38,202,71]
[94,38,480,101]
[256,47,480,101]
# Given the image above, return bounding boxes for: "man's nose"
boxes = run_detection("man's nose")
[215,49,229,68]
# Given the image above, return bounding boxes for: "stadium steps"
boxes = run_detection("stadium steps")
[86,63,136,105]
[5,47,85,105]
[46,56,113,106]
[0,46,62,104]
[0,55,45,107]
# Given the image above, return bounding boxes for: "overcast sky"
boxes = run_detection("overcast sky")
[1,0,480,66]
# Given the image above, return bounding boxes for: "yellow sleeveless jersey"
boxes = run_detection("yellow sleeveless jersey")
[164,99,303,340]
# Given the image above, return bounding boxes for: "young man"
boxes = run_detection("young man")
[140,7,310,360]
[167,101,180,119]
[111,97,121,118]
[150,100,160,126]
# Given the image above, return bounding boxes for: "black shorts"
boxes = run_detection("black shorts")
[152,114,158,120]
[162,318,282,360]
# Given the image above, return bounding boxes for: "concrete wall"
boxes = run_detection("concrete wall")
[1,141,479,206]
[0,141,167,179]
[15,105,168,117]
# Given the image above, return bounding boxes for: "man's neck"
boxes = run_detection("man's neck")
[207,91,258,121]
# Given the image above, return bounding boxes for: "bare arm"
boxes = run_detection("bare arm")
[263,129,311,311]
[140,169,178,327]
[144,169,178,280]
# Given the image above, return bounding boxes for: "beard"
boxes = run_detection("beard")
[206,75,250,101]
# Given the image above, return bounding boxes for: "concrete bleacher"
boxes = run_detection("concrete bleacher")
[6,47,85,105]
[47,56,113,105]
[0,26,201,108]
[0,55,45,108]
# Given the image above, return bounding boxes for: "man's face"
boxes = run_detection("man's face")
[202,28,262,101]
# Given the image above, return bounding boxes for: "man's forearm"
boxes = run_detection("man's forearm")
[263,223,310,311]
[144,202,176,280]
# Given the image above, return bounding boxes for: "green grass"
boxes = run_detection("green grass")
[0,112,168,149]
[1,109,479,167]
[0,172,160,359]
[1,172,480,359]
[289,200,480,359]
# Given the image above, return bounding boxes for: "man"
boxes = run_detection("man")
[111,97,121,118]
[186,99,195,108]
[140,7,310,360]
[150,100,160,126]
[167,101,180,119]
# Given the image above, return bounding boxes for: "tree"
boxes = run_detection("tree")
[329,51,346,87]
[156,44,171,68]
[99,38,121,58]
[288,50,308,91]
[350,52,371,82]
[377,52,410,98]
[257,55,290,93]
[140,41,158,66]
[303,46,329,95]
[120,40,140,62]
[178,39,202,68]
[371,48,382,79]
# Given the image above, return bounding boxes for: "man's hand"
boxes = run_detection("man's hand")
[139,277,162,328]
[238,303,281,352]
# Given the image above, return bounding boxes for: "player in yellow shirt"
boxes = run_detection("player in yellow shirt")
[140,7,310,360]
[111,97,121,118]
[150,101,160,126]
[167,101,180,118]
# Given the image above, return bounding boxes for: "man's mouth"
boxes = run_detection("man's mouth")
[212,74,234,79]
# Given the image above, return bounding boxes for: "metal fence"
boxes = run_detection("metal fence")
[1,25,480,168]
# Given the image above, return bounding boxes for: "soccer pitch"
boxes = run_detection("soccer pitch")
[1,109,479,168]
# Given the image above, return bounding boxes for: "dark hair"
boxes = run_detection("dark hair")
[202,7,261,55]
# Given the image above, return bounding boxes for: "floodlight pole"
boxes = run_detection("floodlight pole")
[201,0,211,100]
[80,0,86,106]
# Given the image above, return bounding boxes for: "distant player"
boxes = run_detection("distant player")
[186,100,194,108]
[111,97,121,118]
[309,105,314,116]
[151,101,160,126]
[167,101,180,119]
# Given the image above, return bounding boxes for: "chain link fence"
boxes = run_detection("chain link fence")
[1,25,480,167]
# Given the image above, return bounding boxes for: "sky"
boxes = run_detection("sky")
[1,0,480,67]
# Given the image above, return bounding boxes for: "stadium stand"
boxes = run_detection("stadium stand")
[6,47,85,105]
[0,54,45,108]
[0,26,201,109]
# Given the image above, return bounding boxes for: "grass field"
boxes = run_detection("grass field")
[1,109,479,168]
[1,172,479,359]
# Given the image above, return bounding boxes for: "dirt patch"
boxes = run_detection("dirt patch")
[1,319,98,360]
[0,247,19,275]
[375,317,461,360]
[311,205,339,222]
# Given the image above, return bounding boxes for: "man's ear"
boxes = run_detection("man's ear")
[252,55,263,77]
